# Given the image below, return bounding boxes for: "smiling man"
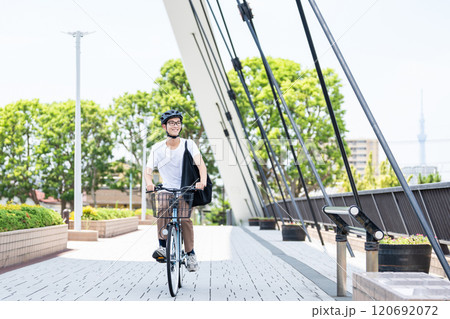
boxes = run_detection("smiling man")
[145,109,207,272]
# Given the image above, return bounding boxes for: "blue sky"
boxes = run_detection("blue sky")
[1,0,449,180]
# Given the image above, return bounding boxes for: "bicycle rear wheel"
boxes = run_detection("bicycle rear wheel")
[166,224,180,297]
[178,237,185,288]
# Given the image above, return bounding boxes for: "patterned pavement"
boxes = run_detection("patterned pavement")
[0,225,365,301]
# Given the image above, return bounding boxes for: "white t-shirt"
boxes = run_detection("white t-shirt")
[147,138,200,189]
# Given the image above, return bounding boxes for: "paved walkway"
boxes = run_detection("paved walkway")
[0,225,365,301]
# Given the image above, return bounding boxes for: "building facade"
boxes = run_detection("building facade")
[347,139,379,177]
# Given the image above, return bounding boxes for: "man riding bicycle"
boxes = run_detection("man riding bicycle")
[145,110,207,272]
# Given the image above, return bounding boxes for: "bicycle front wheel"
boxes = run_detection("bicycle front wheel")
[166,224,180,297]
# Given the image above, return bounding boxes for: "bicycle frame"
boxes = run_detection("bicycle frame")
[169,202,185,266]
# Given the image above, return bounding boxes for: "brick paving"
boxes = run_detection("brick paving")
[0,225,365,301]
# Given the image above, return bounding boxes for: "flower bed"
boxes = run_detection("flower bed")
[378,234,432,273]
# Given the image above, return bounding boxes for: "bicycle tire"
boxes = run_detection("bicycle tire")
[166,224,180,297]
[178,236,184,288]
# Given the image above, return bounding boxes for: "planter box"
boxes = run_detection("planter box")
[69,216,138,238]
[379,244,432,273]
[282,224,306,241]
[0,224,68,268]
[137,215,157,225]
[248,218,260,226]
[260,219,276,230]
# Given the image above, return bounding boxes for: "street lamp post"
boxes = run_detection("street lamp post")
[141,117,148,221]
[65,31,92,231]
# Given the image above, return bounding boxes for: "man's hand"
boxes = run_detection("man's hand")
[146,184,155,192]
[195,182,205,190]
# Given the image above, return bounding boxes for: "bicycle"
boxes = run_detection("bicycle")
[147,184,197,297]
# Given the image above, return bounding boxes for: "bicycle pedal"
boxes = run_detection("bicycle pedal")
[156,256,166,263]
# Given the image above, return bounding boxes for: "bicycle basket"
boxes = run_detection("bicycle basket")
[156,192,194,219]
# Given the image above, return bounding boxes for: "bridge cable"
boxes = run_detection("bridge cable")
[198,0,312,232]
[191,6,267,219]
[211,0,324,244]
[308,0,450,276]
[295,0,368,243]
[235,0,358,250]
[192,31,260,218]
[194,1,281,220]
[204,0,318,232]
[193,0,297,227]
[189,0,289,225]
[191,0,314,232]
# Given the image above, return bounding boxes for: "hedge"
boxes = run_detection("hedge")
[69,206,153,221]
[0,204,64,232]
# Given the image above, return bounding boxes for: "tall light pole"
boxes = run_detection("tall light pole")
[65,31,92,231]
[141,117,148,220]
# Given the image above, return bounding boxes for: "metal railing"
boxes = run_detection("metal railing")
[267,182,450,246]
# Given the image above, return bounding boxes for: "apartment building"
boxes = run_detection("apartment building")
[347,139,379,177]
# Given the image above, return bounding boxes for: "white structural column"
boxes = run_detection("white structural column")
[163,0,262,223]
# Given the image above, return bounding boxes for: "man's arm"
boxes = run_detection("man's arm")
[145,167,155,191]
[193,154,207,190]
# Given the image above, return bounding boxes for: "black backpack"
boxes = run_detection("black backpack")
[180,141,212,207]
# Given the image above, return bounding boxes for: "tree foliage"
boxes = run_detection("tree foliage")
[227,57,347,196]
[340,154,405,191]
[35,100,114,211]
[0,100,42,203]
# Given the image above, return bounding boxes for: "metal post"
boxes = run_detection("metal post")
[129,138,133,211]
[336,234,347,297]
[141,117,147,221]
[366,242,379,272]
[65,31,91,231]
[74,32,82,231]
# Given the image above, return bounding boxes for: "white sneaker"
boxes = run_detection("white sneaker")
[152,246,166,263]
[186,254,199,272]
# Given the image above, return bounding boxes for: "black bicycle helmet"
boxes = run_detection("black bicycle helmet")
[160,109,183,125]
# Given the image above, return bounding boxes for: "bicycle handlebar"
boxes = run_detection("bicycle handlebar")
[146,184,200,194]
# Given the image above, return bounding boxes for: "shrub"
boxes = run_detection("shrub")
[69,207,135,221]
[134,208,153,216]
[0,204,64,232]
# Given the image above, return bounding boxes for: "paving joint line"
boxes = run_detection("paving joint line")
[240,226,352,301]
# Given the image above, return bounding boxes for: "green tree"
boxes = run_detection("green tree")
[109,59,219,193]
[362,152,376,189]
[227,57,347,196]
[108,90,152,190]
[35,100,114,212]
[81,105,115,207]
[377,159,401,188]
[339,157,404,191]
[0,100,42,203]
[340,165,363,192]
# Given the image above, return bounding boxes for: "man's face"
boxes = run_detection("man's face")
[164,117,182,136]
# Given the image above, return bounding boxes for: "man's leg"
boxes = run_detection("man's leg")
[179,197,198,272]
[153,193,171,262]
[157,192,170,242]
